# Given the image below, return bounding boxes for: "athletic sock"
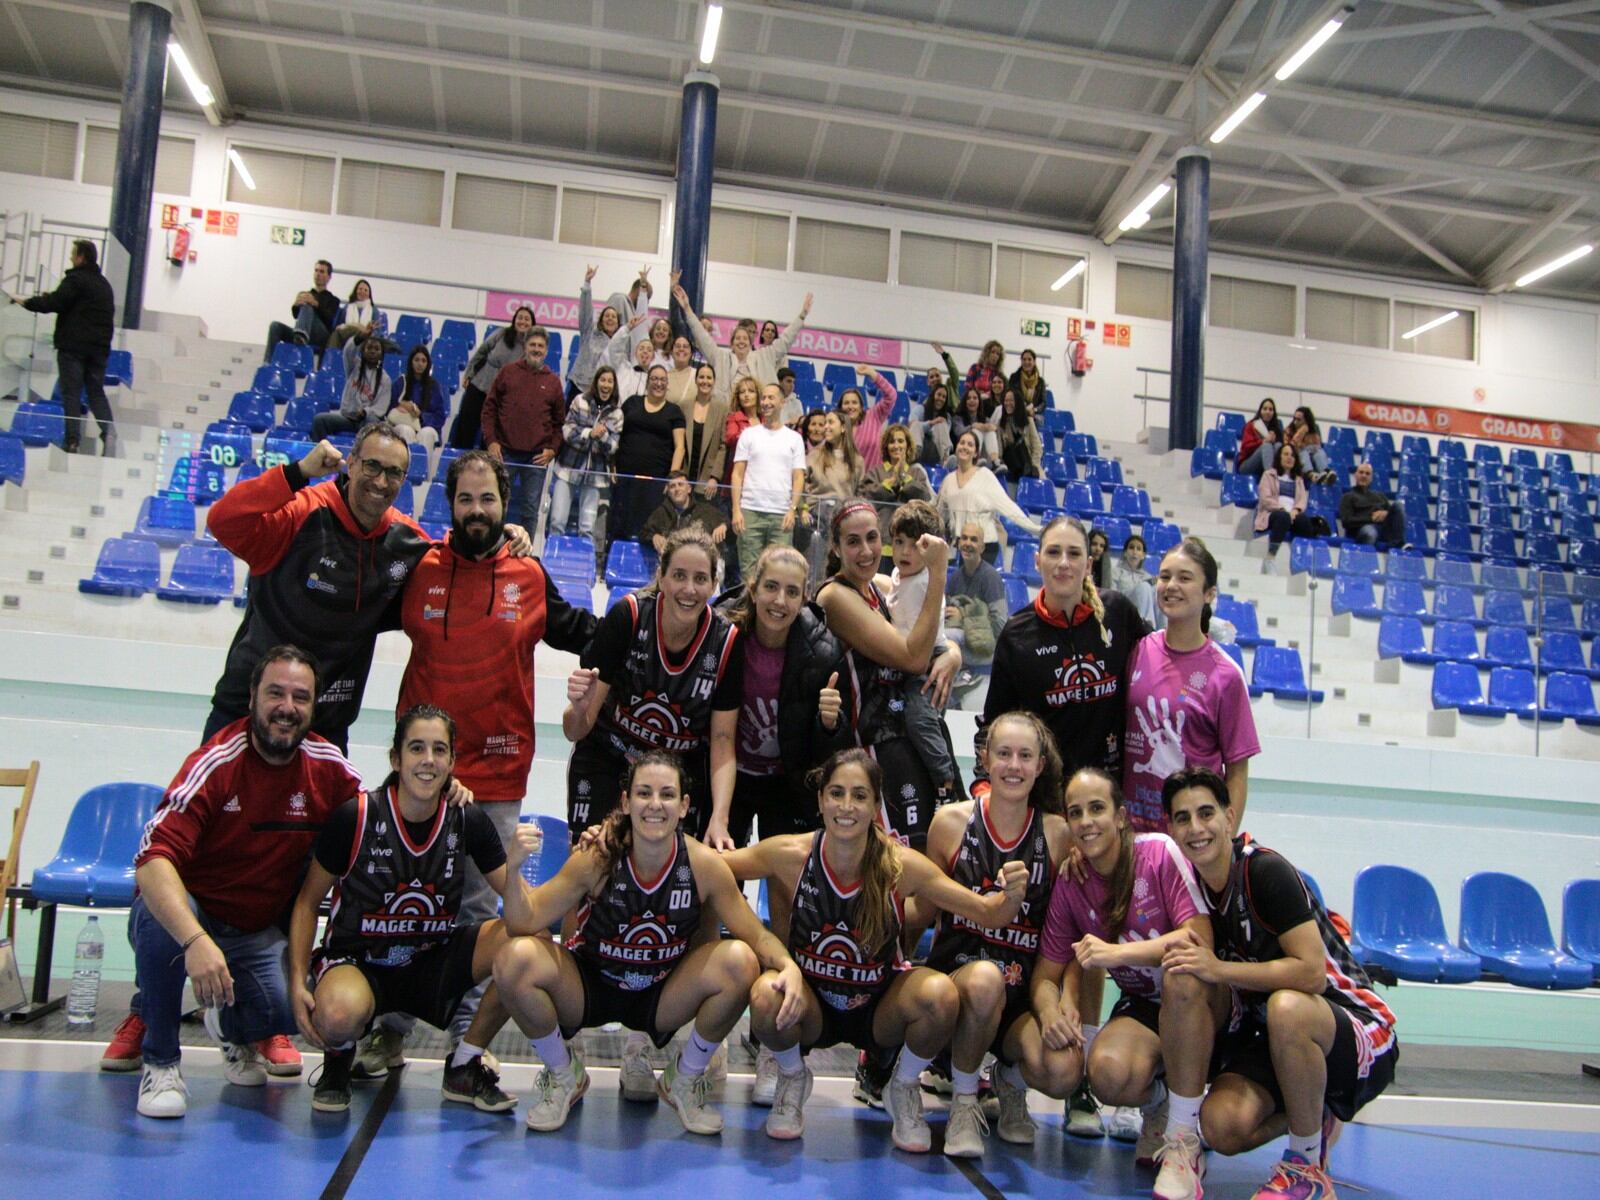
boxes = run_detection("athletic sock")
[1080,1023,1101,1058]
[952,1066,982,1096]
[449,1040,485,1070]
[1139,1079,1168,1115]
[679,1028,719,1077]
[530,1031,572,1077]
[894,1047,934,1085]
[1288,1130,1321,1161]
[773,1044,804,1075]
[998,1061,1025,1090]
[1166,1090,1203,1135]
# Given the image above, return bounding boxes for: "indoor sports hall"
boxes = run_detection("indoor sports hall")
[0,3,1596,1198]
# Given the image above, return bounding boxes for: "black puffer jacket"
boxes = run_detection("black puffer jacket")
[23,264,115,356]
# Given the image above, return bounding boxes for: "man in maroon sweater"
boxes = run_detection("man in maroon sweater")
[482,325,564,531]
[128,647,363,1120]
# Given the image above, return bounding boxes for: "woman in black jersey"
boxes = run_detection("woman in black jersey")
[723,749,1027,1152]
[564,527,741,842]
[918,711,1078,1158]
[816,500,960,850]
[494,751,804,1137]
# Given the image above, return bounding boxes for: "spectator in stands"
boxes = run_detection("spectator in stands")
[998,387,1043,483]
[674,277,812,403]
[263,259,337,362]
[758,317,781,349]
[723,376,761,479]
[387,345,446,466]
[806,409,864,512]
[932,341,967,401]
[678,361,729,502]
[837,366,898,471]
[310,333,392,441]
[611,363,686,541]
[1107,533,1158,627]
[611,315,659,399]
[914,382,953,467]
[987,372,1009,419]
[966,339,1006,398]
[1287,405,1335,484]
[1008,347,1047,417]
[1339,460,1408,547]
[1088,528,1110,590]
[453,306,532,449]
[938,430,1039,563]
[642,470,728,555]
[776,367,803,427]
[10,237,115,455]
[1257,444,1318,565]
[665,333,699,405]
[548,364,622,539]
[951,384,1000,465]
[944,522,1007,667]
[1235,398,1284,478]
[800,407,829,455]
[860,424,933,565]
[326,278,385,351]
[732,383,807,580]
[483,324,565,530]
[567,265,634,401]
[129,645,363,1119]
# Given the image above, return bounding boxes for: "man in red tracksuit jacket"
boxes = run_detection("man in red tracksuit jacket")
[482,325,564,533]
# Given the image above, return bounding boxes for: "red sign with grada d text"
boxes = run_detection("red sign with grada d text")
[1347,397,1600,453]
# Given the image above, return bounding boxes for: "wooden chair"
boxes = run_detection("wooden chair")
[1,762,40,940]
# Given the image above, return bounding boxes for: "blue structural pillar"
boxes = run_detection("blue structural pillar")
[671,71,719,338]
[107,0,172,330]
[1168,148,1210,452]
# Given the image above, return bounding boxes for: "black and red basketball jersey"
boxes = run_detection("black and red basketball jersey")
[787,830,910,1012]
[569,831,702,991]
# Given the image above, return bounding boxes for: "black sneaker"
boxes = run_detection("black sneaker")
[441,1055,517,1113]
[852,1047,893,1109]
[292,331,309,346]
[311,1049,354,1113]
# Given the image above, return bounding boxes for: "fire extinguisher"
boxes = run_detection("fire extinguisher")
[1068,338,1092,377]
[168,225,191,266]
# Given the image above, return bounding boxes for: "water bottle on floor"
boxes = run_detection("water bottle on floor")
[66,915,104,1026]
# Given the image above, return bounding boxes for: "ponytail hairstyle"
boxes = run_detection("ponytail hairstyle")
[381,703,457,800]
[725,544,809,632]
[986,710,1064,815]
[594,750,688,877]
[1163,536,1220,635]
[808,749,901,957]
[644,525,718,597]
[1067,767,1136,938]
[1038,514,1108,646]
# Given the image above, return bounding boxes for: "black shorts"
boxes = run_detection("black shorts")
[728,770,819,848]
[806,988,894,1056]
[564,958,675,1049]
[1108,991,1163,1036]
[991,985,1034,1066]
[869,737,937,851]
[313,922,485,1031]
[568,737,709,840]
[1213,998,1398,1123]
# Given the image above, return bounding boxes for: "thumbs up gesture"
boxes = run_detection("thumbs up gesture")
[818,671,843,731]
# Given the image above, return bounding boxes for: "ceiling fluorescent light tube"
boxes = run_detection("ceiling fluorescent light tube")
[228,148,256,191]
[1050,261,1087,291]
[1210,92,1267,144]
[699,4,723,65]
[168,41,214,107]
[1514,244,1594,288]
[1118,182,1171,231]
[1401,310,1459,340]
[1275,17,1346,81]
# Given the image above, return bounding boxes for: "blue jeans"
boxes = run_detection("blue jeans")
[548,473,603,538]
[501,453,548,531]
[1352,502,1407,547]
[129,894,294,1067]
[1237,443,1275,477]
[1298,446,1330,475]
[264,308,330,361]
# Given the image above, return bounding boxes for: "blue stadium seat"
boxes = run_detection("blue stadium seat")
[605,541,657,591]
[1189,447,1225,479]
[1429,620,1481,663]
[1063,480,1103,517]
[1109,485,1151,520]
[304,373,339,410]
[1472,444,1503,467]
[1015,477,1056,515]
[1215,412,1245,438]
[924,464,946,492]
[1432,557,1475,590]
[1089,516,1129,552]
[1220,473,1257,509]
[1478,562,1519,592]
[1039,410,1075,444]
[1483,590,1526,628]
[1432,584,1480,624]
[1065,432,1100,461]
[1248,646,1322,702]
[1352,866,1481,984]
[1482,625,1531,670]
[234,461,264,488]
[9,400,65,447]
[1487,666,1537,716]
[1583,599,1600,636]
[1541,631,1594,680]
[1377,616,1426,661]
[128,495,196,546]
[1002,573,1030,614]
[270,341,314,378]
[1575,573,1600,602]
[1382,579,1427,619]
[1477,506,1512,532]
[280,395,318,436]
[437,318,477,348]
[1434,499,1470,527]
[78,537,160,597]
[1289,540,1334,578]
[1331,575,1380,619]
[1218,641,1246,676]
[1084,458,1122,489]
[1525,532,1563,565]
[1479,528,1519,562]
[1433,523,1473,557]
[822,363,856,398]
[1400,434,1432,459]
[226,389,276,433]
[103,349,134,387]
[1364,430,1396,458]
[1521,507,1556,535]
[788,358,817,385]
[164,454,225,506]
[1508,447,1539,471]
[1562,880,1600,971]
[511,814,571,932]
[1042,452,1076,485]
[1142,520,1182,561]
[390,484,414,516]
[1460,872,1593,989]
[0,433,26,486]
[1012,542,1041,587]
[1214,595,1273,647]
[1337,545,1381,578]
[1431,662,1503,716]
[393,314,433,348]
[1563,515,1596,543]
[156,544,235,604]
[1203,427,1237,455]
[1543,673,1600,725]
[29,783,165,907]
[1545,451,1575,474]
[1540,596,1576,632]
[1386,548,1427,581]
[250,364,293,403]
[419,482,451,526]
[1436,439,1466,461]
[201,420,255,469]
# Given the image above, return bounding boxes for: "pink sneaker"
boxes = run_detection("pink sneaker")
[1249,1152,1337,1200]
[100,1012,146,1072]
[256,1035,302,1077]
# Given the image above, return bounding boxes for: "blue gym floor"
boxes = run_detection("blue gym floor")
[3,1050,1596,1200]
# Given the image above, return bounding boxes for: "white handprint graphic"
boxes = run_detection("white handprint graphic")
[1135,694,1187,778]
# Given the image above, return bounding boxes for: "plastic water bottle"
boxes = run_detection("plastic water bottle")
[66,916,104,1026]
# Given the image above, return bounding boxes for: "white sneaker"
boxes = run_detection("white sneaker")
[942,1092,989,1158]
[1135,1098,1168,1167]
[618,1040,658,1102]
[202,1006,267,1086]
[657,1055,724,1135]
[752,1045,779,1106]
[764,1064,813,1140]
[137,1062,188,1119]
[884,1074,932,1153]
[1106,1104,1143,1142]
[525,1058,589,1132]
[1153,1128,1206,1200]
[992,1070,1036,1145]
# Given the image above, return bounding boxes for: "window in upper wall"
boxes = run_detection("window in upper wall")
[900,231,992,296]
[452,174,557,240]
[226,145,335,214]
[338,160,444,227]
[559,188,661,254]
[1115,262,1173,321]
[1394,300,1476,361]
[1305,287,1389,349]
[81,126,195,195]
[1210,274,1296,337]
[995,245,1086,309]
[0,112,76,180]
[794,217,890,283]
[710,206,789,270]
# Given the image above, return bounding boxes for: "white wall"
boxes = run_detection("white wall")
[4,85,1598,449]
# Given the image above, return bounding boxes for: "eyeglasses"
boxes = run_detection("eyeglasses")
[354,458,407,484]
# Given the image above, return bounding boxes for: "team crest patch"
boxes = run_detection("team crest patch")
[901,783,917,801]
[389,560,409,582]
[676,863,693,885]
[1134,876,1152,902]
[1189,671,1209,691]
[447,831,459,851]
[289,792,307,812]
[577,779,591,797]
[503,582,521,605]
[701,653,718,671]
